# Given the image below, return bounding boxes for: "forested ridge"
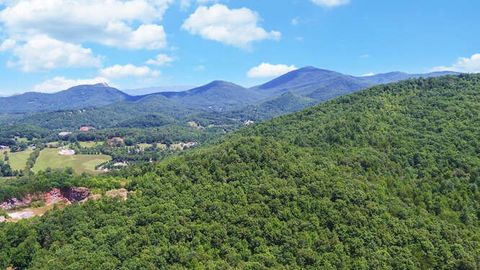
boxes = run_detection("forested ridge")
[1,75,480,269]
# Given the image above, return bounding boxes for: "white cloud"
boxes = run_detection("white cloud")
[33,76,110,93]
[146,53,174,66]
[0,0,171,50]
[311,0,350,7]
[361,72,375,77]
[100,64,160,79]
[0,38,15,51]
[431,53,480,73]
[5,35,101,72]
[182,4,281,49]
[247,63,297,78]
[130,24,167,50]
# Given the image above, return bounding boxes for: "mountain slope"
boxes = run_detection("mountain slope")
[253,66,371,99]
[230,91,317,121]
[2,74,479,269]
[9,93,193,129]
[0,83,132,114]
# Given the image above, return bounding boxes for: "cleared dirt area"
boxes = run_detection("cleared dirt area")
[7,204,56,221]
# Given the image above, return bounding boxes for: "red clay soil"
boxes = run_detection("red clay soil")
[1,187,91,211]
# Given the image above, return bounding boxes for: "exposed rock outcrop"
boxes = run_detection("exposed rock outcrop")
[62,187,90,202]
[44,188,65,205]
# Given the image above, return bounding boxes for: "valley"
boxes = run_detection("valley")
[0,68,464,205]
[0,67,456,178]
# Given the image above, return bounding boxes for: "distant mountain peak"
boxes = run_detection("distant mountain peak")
[188,80,246,95]
[67,83,114,91]
[296,66,318,71]
[93,82,110,87]
[295,66,339,73]
[255,66,348,91]
[205,80,242,88]
[210,80,229,84]
[298,66,330,72]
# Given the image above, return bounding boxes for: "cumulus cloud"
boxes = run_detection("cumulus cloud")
[0,0,172,73]
[100,64,160,79]
[101,23,167,49]
[247,63,297,78]
[0,0,170,50]
[311,0,350,7]
[431,53,480,73]
[146,53,174,66]
[33,76,110,93]
[182,4,281,49]
[5,35,101,72]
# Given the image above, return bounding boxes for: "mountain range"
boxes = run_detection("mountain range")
[0,67,459,128]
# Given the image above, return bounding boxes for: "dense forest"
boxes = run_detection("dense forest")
[1,75,480,269]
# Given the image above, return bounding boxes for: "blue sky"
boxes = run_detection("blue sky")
[0,0,479,95]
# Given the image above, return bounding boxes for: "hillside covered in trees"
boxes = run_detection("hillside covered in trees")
[1,75,480,269]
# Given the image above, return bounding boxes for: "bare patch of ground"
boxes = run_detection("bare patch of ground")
[1,187,129,222]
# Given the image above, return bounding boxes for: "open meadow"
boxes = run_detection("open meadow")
[33,148,111,174]
[5,149,32,171]
[78,141,103,148]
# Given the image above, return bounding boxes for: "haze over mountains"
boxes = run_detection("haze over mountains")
[123,85,196,96]
[0,67,458,120]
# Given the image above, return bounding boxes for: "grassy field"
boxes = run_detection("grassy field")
[6,149,32,171]
[137,143,167,150]
[33,148,111,174]
[78,141,102,148]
